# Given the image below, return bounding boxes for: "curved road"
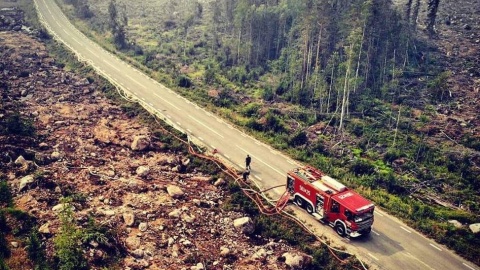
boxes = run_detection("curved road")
[34,1,478,270]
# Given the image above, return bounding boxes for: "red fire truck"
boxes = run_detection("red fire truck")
[287,166,374,237]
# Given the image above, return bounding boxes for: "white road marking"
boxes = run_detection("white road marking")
[429,243,442,251]
[368,253,379,261]
[103,59,121,72]
[287,160,296,165]
[376,211,384,217]
[400,226,411,233]
[187,129,192,133]
[405,252,436,270]
[463,263,476,270]
[255,176,262,181]
[125,74,147,89]
[224,155,230,159]
[188,115,225,138]
[241,133,247,137]
[176,122,181,126]
[270,150,278,155]
[228,125,234,129]
[63,29,71,36]
[142,97,146,101]
[198,137,204,141]
[255,141,261,145]
[166,115,171,119]
[148,103,153,106]
[206,112,212,117]
[216,118,223,123]
[153,92,181,110]
[235,145,284,176]
[371,229,380,236]
[71,36,82,45]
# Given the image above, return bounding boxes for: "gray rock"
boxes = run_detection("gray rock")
[39,222,50,234]
[281,251,313,270]
[139,222,148,232]
[448,220,463,228]
[191,263,204,270]
[19,175,35,191]
[52,203,75,213]
[233,217,255,235]
[123,211,135,227]
[10,242,19,248]
[136,166,150,177]
[167,185,184,198]
[251,248,267,260]
[125,236,140,250]
[132,249,144,258]
[131,135,150,151]
[469,223,480,234]
[214,178,226,187]
[168,209,181,218]
[14,155,27,165]
[51,151,61,160]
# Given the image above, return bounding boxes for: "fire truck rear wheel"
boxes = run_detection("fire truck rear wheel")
[335,223,346,237]
[306,203,314,214]
[294,196,304,208]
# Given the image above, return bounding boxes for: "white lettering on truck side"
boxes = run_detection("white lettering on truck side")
[338,192,353,199]
[299,185,311,196]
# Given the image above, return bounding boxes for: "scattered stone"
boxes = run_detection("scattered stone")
[10,242,18,248]
[125,236,141,250]
[168,209,182,218]
[52,203,74,213]
[448,220,463,228]
[14,155,27,165]
[136,166,150,177]
[38,222,50,234]
[220,246,230,257]
[463,24,472,30]
[166,185,184,198]
[251,248,267,260]
[233,217,255,235]
[281,251,313,270]
[50,151,61,160]
[132,249,144,258]
[191,262,204,270]
[469,223,480,234]
[139,222,148,232]
[214,178,225,187]
[18,174,35,191]
[123,211,135,227]
[131,135,150,151]
[181,213,195,223]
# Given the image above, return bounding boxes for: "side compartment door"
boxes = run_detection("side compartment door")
[287,176,294,194]
[316,195,324,217]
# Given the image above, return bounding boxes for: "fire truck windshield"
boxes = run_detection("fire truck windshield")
[354,211,373,223]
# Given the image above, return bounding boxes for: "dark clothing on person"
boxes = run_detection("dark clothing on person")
[246,155,251,170]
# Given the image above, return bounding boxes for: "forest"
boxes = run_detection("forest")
[58,0,480,265]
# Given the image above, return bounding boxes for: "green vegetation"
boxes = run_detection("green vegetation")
[48,0,480,265]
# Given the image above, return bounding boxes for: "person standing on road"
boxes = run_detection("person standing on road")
[246,154,251,170]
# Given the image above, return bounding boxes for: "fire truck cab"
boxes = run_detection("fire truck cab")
[287,166,374,237]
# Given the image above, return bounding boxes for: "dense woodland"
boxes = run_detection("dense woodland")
[48,0,480,266]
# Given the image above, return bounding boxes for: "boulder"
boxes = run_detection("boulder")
[14,155,27,165]
[51,151,61,160]
[52,203,75,213]
[168,209,182,218]
[233,217,255,235]
[167,185,184,198]
[251,248,267,260]
[139,222,148,232]
[469,223,480,234]
[131,135,150,151]
[132,249,144,258]
[10,242,19,248]
[214,178,226,187]
[181,213,195,223]
[220,246,230,257]
[448,220,463,228]
[281,251,313,270]
[125,236,141,250]
[191,262,204,270]
[136,166,150,177]
[18,175,35,191]
[38,222,50,234]
[123,211,135,227]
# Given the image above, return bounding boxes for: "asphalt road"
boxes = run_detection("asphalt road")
[33,1,479,269]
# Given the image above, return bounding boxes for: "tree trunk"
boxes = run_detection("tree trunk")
[426,0,441,34]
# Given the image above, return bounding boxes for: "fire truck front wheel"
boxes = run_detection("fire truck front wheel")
[335,223,346,237]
